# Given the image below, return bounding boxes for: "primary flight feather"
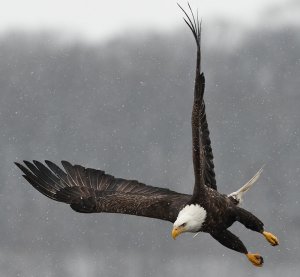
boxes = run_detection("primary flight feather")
[15,4,278,267]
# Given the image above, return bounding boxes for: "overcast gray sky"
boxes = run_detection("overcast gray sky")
[1,0,299,41]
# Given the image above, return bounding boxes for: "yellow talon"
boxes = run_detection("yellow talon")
[246,253,264,267]
[263,231,279,246]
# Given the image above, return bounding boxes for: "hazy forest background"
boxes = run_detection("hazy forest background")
[0,12,299,277]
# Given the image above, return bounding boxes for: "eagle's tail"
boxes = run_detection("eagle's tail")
[228,166,265,205]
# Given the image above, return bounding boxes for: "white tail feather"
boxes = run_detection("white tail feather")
[228,165,265,205]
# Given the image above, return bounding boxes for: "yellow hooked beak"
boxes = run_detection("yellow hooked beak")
[172,226,185,240]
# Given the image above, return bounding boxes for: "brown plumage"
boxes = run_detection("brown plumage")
[15,160,189,222]
[15,4,279,267]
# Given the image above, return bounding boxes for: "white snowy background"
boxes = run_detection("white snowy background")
[0,0,299,276]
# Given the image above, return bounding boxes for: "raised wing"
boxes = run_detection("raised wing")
[178,4,217,193]
[15,160,189,222]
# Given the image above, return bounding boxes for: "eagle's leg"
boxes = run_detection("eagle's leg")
[235,207,279,246]
[211,230,263,267]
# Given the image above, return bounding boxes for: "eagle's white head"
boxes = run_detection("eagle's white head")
[172,204,207,239]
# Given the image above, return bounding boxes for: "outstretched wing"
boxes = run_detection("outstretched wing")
[15,160,189,222]
[178,4,217,193]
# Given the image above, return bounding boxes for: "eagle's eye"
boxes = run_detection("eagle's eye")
[180,223,187,227]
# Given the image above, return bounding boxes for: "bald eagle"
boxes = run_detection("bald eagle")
[15,4,278,267]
